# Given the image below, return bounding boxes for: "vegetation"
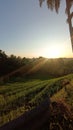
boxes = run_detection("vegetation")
[39,0,73,12]
[39,0,73,51]
[1,50,73,83]
[0,50,73,129]
[0,73,73,127]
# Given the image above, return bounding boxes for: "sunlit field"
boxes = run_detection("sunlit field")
[0,74,73,127]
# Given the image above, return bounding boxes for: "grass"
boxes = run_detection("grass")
[51,77,73,107]
[0,74,73,126]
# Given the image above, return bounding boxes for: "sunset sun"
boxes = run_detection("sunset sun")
[48,46,61,58]
[42,45,63,58]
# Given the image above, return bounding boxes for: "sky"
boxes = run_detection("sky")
[0,0,73,58]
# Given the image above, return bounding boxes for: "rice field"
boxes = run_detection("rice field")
[0,74,73,126]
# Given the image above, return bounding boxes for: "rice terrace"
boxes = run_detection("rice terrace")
[0,0,73,129]
[0,53,73,129]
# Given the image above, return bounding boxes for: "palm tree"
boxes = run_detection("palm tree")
[39,0,73,50]
[39,0,61,13]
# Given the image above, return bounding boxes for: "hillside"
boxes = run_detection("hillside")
[1,50,73,82]
[50,74,73,130]
[0,74,73,129]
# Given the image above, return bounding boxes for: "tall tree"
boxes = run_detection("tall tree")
[39,0,73,50]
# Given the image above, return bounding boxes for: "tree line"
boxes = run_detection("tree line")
[0,50,31,77]
[0,50,73,80]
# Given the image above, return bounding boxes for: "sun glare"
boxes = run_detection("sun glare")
[42,45,63,58]
[48,46,61,58]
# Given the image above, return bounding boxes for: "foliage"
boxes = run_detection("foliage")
[1,50,73,84]
[51,74,73,107]
[0,74,73,126]
[0,50,73,127]
[39,0,73,13]
[0,50,31,77]
[49,101,73,130]
[39,0,61,13]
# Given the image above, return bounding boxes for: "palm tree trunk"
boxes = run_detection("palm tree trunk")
[66,0,73,51]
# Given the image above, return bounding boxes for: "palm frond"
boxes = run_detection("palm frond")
[39,0,61,13]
